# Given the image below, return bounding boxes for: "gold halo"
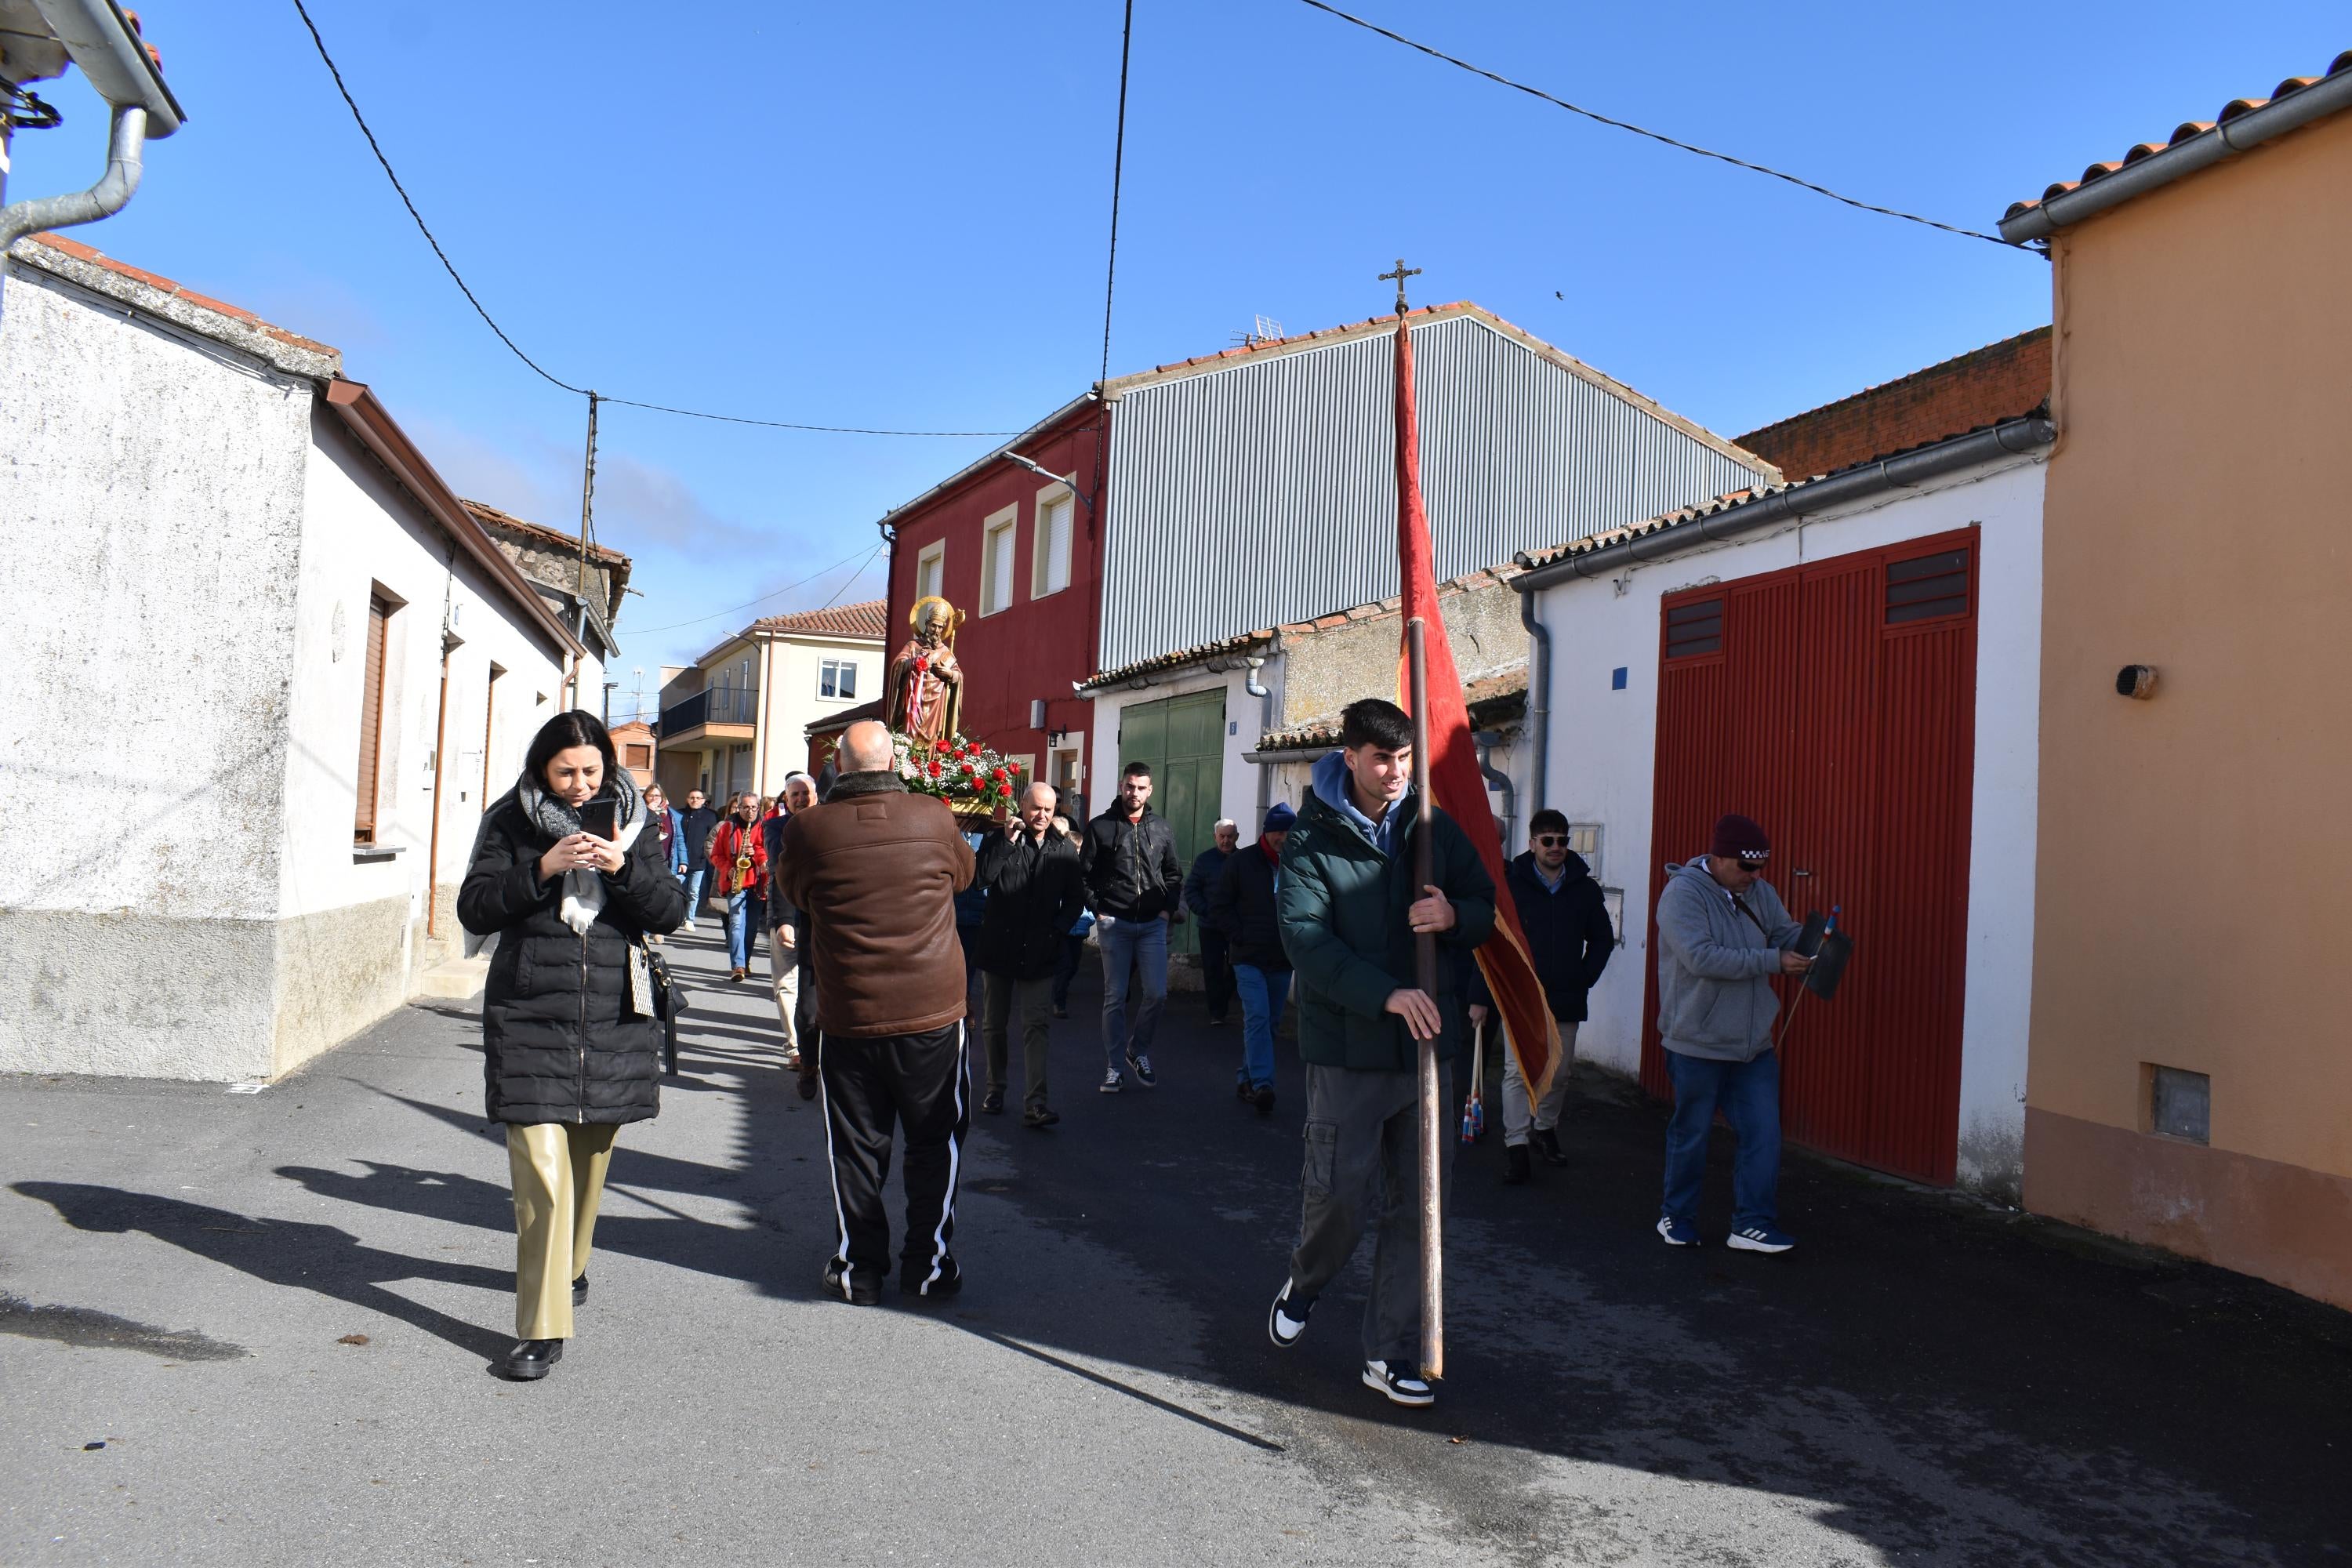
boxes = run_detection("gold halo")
[909,595,961,644]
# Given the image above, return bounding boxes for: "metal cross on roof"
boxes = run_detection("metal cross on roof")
[1378,257,1422,315]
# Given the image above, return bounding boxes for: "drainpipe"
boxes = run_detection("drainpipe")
[1473,729,1515,848]
[1518,587,1549,838]
[425,624,456,941]
[0,102,146,253]
[1245,639,1278,814]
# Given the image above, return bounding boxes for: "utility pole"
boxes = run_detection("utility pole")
[569,390,600,707]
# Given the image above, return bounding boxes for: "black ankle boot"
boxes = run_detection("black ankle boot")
[499,1338,564,1381]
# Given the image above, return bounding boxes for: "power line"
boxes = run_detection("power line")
[288,0,1029,434]
[1293,0,2022,250]
[811,543,887,615]
[625,543,887,638]
[1101,0,1136,386]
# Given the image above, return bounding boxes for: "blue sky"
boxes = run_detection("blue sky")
[12,2,2341,713]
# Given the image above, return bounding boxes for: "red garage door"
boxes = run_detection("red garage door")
[1641,528,1979,1185]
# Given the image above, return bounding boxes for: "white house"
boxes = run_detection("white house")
[1511,412,2054,1197]
[0,234,589,1082]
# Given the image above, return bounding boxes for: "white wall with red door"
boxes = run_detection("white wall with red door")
[1523,452,2045,1197]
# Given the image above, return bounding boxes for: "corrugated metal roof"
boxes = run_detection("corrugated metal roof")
[1098,309,1772,670]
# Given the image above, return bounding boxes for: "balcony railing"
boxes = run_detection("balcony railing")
[659,686,760,735]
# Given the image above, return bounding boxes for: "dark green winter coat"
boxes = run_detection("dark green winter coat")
[1276,757,1496,1074]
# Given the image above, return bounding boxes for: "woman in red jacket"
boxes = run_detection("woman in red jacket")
[710,793,768,981]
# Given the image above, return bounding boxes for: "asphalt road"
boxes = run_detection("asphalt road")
[3,920,2347,1566]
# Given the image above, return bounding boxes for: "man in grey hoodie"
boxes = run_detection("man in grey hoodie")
[1653,812,1812,1254]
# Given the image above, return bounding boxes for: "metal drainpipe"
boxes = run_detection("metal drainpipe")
[0,100,144,252]
[425,627,455,941]
[1473,729,1515,848]
[1518,586,1549,844]
[1245,644,1277,814]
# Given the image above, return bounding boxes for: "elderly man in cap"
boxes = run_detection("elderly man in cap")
[1211,801,1294,1115]
[1653,811,1812,1254]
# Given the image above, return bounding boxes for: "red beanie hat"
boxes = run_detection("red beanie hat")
[1711,813,1771,862]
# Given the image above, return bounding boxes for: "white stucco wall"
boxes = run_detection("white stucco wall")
[1087,662,1267,834]
[0,250,572,1081]
[0,260,314,1079]
[1528,455,2045,1194]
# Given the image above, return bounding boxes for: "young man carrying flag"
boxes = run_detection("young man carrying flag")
[1266,284,1557,1407]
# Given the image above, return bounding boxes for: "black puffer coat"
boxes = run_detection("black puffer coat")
[1210,842,1288,971]
[975,827,1087,981]
[458,789,688,1124]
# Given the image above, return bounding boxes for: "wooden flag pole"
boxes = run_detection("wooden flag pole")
[1406,615,1444,1381]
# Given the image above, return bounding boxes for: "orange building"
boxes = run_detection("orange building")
[2005,56,2352,1307]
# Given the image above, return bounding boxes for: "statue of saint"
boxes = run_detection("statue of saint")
[886,595,964,745]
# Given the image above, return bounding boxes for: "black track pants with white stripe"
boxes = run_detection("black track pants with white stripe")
[817,1022,967,1295]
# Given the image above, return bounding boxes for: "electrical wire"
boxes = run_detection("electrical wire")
[1292,0,2022,250]
[811,543,887,614]
[1101,0,1135,386]
[623,543,889,638]
[289,0,1029,434]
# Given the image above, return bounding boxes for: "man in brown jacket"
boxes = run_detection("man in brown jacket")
[775,720,977,1305]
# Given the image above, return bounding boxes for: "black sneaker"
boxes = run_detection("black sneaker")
[499,1338,564,1381]
[1022,1104,1061,1129]
[1126,1052,1157,1089]
[1363,1359,1435,1406]
[1251,1084,1276,1117]
[1235,1080,1251,1102]
[571,1272,588,1307]
[821,1258,883,1305]
[902,1258,962,1299]
[1503,1144,1532,1185]
[1051,1005,1069,1019]
[981,1087,1006,1116]
[1531,1127,1569,1167]
[1268,1279,1316,1348]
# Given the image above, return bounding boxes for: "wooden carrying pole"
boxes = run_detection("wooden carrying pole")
[1406,617,1444,1380]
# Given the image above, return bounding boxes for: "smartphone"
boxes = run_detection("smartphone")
[579,799,619,841]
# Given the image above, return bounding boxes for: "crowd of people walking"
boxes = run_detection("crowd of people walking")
[461,703,1812,1406]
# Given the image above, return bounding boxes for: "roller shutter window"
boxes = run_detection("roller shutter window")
[354,592,392,844]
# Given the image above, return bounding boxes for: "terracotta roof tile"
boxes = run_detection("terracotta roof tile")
[23,234,339,356]
[750,599,888,641]
[2004,53,2352,223]
[462,499,630,567]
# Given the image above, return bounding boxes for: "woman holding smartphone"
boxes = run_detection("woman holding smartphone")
[459,710,685,1381]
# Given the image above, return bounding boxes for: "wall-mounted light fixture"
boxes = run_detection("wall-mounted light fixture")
[2115,664,2159,700]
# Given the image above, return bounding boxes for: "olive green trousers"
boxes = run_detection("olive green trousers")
[506,1122,619,1340]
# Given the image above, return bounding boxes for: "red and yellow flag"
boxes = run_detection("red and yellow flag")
[1392,311,1563,1105]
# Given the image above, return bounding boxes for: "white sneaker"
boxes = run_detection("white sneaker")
[1268,1280,1315,1348]
[1362,1360,1435,1406]
[683,920,698,934]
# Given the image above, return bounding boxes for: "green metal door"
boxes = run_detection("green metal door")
[1118,688,1226,957]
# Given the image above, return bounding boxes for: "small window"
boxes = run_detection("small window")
[625,743,652,769]
[979,508,1018,616]
[2149,1065,2210,1145]
[819,657,859,699]
[1033,492,1074,598]
[354,591,394,844]
[1664,598,1723,659]
[916,540,946,603]
[1886,547,1971,624]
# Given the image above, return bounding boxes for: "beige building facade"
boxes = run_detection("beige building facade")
[2009,64,2352,1307]
[656,601,886,803]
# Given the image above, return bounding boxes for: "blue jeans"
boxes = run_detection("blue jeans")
[726,888,764,971]
[683,866,710,921]
[1661,1047,1781,1230]
[1097,913,1167,1067]
[1233,964,1290,1090]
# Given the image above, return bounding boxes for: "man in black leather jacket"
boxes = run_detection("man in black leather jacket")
[1079,762,1184,1093]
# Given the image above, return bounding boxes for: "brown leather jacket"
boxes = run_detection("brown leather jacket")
[775,771,975,1039]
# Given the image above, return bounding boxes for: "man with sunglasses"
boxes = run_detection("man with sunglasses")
[1653,812,1811,1254]
[1468,809,1617,1185]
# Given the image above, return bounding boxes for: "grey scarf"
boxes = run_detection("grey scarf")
[517,768,645,935]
